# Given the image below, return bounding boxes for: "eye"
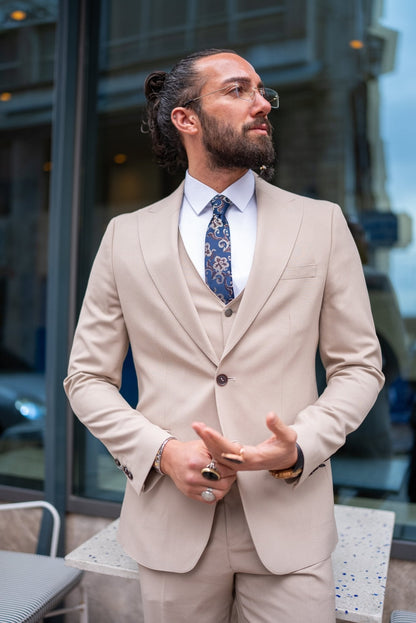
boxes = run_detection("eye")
[227,84,244,97]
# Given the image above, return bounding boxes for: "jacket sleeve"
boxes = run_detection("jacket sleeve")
[63,218,170,494]
[292,204,384,485]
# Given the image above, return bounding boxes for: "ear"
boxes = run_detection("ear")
[171,107,199,136]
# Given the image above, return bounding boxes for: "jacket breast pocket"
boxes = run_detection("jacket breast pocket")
[281,264,317,280]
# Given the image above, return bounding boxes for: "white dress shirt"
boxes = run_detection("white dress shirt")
[179,170,257,297]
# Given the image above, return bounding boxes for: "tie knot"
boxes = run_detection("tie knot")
[210,194,231,216]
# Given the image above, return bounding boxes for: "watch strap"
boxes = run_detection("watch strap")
[269,443,304,479]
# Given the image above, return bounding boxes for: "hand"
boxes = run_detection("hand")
[161,438,237,503]
[192,412,298,473]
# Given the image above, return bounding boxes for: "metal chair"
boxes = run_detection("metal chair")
[0,500,88,622]
[391,612,416,622]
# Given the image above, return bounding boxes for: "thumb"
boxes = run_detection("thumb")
[266,411,283,435]
[266,412,297,443]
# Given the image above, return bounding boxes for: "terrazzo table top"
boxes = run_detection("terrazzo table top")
[333,505,395,622]
[65,503,395,622]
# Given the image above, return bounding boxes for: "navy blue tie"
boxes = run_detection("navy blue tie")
[205,194,234,304]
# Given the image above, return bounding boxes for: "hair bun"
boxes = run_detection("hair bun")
[144,71,167,101]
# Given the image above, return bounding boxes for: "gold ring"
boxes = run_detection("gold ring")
[221,446,245,464]
[201,461,221,481]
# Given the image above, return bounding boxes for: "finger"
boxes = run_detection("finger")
[265,411,282,434]
[199,484,222,504]
[199,474,236,502]
[192,423,245,470]
[192,423,219,457]
[192,423,229,452]
[192,421,211,441]
[221,452,244,464]
[221,444,257,466]
[192,422,225,441]
[265,412,296,442]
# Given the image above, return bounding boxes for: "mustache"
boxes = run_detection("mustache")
[243,119,273,135]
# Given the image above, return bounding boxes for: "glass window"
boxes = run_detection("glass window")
[335,0,416,543]
[70,0,416,548]
[0,1,58,491]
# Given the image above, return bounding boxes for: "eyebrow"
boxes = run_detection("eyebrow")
[219,76,264,88]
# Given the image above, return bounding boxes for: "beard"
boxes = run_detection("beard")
[199,109,276,181]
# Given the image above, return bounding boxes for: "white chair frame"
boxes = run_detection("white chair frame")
[0,500,88,622]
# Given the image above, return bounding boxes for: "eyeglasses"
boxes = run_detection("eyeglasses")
[184,83,279,109]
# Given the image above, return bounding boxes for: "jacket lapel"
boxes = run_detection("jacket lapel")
[222,176,304,359]
[137,183,219,366]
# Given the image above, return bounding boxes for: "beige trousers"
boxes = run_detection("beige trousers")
[138,485,336,623]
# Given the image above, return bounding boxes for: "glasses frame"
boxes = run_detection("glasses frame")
[183,83,279,109]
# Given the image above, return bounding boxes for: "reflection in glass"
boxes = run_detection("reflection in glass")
[0,0,58,490]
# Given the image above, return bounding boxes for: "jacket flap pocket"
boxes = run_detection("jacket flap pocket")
[281,264,317,280]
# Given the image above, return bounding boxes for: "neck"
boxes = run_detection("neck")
[188,164,248,193]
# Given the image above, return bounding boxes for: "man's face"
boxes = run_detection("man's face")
[198,106,275,176]
[193,53,276,177]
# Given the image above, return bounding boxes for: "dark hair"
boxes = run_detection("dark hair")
[142,48,236,173]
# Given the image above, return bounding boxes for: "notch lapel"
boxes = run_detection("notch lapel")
[222,178,304,359]
[137,183,219,366]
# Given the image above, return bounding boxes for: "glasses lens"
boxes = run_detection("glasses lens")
[264,88,279,108]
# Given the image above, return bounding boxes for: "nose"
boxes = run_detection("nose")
[252,88,271,115]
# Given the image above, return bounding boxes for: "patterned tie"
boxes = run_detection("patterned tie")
[205,194,234,304]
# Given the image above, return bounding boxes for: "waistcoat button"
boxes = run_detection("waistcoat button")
[224,308,233,317]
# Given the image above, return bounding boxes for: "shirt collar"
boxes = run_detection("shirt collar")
[184,170,255,215]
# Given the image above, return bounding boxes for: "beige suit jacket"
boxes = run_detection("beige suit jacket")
[64,175,384,574]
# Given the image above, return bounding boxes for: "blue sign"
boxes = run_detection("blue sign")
[360,212,398,247]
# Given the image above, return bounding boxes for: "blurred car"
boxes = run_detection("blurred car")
[0,372,45,441]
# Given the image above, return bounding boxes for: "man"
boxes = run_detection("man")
[64,49,384,623]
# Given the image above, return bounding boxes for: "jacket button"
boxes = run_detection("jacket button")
[224,308,233,317]
[123,466,133,480]
[216,374,228,386]
[114,459,122,468]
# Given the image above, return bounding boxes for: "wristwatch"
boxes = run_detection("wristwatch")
[269,443,304,479]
